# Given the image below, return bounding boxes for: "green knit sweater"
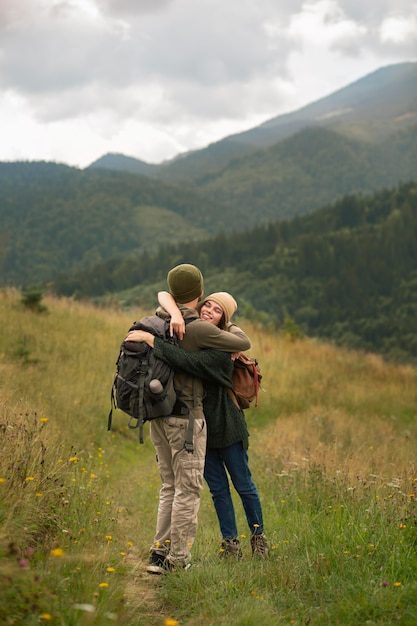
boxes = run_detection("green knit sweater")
[153,338,249,450]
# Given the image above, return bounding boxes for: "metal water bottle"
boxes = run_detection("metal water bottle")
[149,379,172,415]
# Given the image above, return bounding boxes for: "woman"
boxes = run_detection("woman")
[133,291,268,559]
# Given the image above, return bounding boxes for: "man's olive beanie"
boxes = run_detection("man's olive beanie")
[167,263,204,303]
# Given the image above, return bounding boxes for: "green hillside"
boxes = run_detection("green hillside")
[2,121,416,289]
[53,181,417,363]
[0,161,232,287]
[2,62,416,289]
[193,124,417,223]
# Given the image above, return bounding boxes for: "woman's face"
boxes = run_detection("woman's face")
[200,300,224,327]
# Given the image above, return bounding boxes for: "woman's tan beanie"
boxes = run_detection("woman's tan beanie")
[203,292,237,324]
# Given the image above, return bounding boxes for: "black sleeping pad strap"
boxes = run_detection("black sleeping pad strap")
[128,359,148,444]
[183,377,198,454]
[107,368,120,431]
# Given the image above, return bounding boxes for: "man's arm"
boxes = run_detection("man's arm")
[126,319,251,353]
[191,319,251,352]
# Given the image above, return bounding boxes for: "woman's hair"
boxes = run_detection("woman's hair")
[217,312,227,330]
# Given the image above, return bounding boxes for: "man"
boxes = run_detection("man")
[126,263,250,572]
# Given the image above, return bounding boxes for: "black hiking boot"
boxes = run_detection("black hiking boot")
[146,551,167,574]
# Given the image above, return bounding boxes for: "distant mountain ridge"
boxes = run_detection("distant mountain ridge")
[1,62,416,289]
[89,153,160,177]
[88,62,417,182]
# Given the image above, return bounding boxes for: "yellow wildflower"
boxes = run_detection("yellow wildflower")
[50,548,65,557]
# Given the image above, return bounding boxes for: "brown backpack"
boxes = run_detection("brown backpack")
[229,353,262,410]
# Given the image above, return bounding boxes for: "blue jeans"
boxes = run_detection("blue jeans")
[204,441,264,540]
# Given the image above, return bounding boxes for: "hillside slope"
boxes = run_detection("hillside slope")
[0,161,232,286]
[193,124,417,222]
[1,289,416,624]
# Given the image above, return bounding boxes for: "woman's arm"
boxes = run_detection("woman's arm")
[123,330,233,386]
[153,338,233,387]
[125,329,155,346]
[158,291,185,339]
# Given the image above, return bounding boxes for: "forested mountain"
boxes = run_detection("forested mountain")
[53,181,417,363]
[1,63,416,362]
[3,123,415,288]
[2,62,415,289]
[2,122,416,287]
[193,124,417,222]
[0,161,234,286]
[89,62,417,183]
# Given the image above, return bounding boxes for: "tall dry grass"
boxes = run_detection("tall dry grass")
[1,288,416,625]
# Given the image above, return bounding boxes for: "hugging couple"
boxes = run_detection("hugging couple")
[125,263,268,574]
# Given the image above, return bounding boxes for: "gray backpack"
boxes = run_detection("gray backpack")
[108,315,194,449]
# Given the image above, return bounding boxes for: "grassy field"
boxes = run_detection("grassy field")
[0,289,416,625]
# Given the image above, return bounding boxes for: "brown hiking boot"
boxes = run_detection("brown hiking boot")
[219,538,243,559]
[250,533,269,558]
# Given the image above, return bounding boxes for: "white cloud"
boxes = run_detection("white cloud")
[0,0,415,167]
[380,14,417,43]
[288,0,367,49]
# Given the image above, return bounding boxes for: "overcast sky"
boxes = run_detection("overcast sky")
[0,0,416,168]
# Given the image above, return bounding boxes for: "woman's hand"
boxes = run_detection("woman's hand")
[125,330,155,347]
[170,311,186,340]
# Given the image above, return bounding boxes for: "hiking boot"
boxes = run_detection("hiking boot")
[219,538,243,559]
[250,533,269,559]
[146,551,167,574]
[164,558,192,572]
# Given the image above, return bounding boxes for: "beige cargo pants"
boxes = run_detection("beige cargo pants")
[149,413,206,565]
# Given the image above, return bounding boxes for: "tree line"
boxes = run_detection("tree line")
[52,181,417,363]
